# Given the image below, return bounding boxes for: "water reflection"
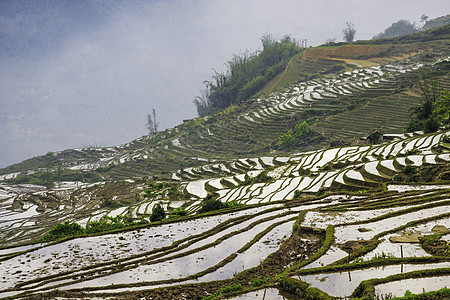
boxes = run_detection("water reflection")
[226,287,299,299]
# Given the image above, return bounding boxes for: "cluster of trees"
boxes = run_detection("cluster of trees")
[43,216,138,240]
[44,203,169,240]
[342,22,356,42]
[373,20,417,39]
[406,75,450,133]
[193,34,301,117]
[273,121,323,150]
[146,109,159,135]
[4,169,103,188]
[198,195,240,214]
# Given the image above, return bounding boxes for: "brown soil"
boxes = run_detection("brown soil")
[303,45,391,60]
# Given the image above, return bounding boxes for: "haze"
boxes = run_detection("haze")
[0,0,448,168]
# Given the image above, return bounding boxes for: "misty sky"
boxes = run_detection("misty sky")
[0,0,448,168]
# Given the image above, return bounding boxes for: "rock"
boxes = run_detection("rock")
[431,225,448,234]
[358,227,371,232]
[389,234,422,243]
[341,240,371,252]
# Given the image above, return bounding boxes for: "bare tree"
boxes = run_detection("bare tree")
[342,21,356,42]
[420,14,429,25]
[146,108,159,135]
[325,38,336,45]
[152,108,159,133]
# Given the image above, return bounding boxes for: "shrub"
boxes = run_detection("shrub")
[101,198,121,209]
[44,221,85,240]
[150,203,166,222]
[220,284,243,294]
[168,208,187,219]
[198,196,226,213]
[274,121,324,150]
[293,189,302,199]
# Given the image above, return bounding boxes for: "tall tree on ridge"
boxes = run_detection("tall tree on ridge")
[342,21,356,42]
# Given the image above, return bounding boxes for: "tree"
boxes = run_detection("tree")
[193,34,301,117]
[146,108,159,135]
[324,38,336,45]
[342,22,356,42]
[150,202,166,222]
[406,76,442,133]
[198,196,226,213]
[420,14,429,25]
[373,20,416,39]
[433,90,450,128]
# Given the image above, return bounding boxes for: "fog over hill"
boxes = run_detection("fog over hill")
[0,0,448,167]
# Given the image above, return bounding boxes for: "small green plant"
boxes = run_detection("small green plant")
[372,251,395,260]
[219,284,243,294]
[250,278,265,288]
[353,257,364,264]
[198,195,225,213]
[240,171,272,186]
[420,233,449,256]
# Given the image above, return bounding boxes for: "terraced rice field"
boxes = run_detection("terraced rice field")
[0,129,449,298]
[2,59,444,182]
[0,52,449,298]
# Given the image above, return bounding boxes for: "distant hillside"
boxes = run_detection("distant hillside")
[420,14,450,31]
[1,24,449,182]
[0,23,449,299]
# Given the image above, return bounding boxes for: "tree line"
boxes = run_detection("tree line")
[193,34,302,117]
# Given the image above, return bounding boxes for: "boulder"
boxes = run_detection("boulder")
[389,234,422,243]
[341,240,371,252]
[431,225,448,234]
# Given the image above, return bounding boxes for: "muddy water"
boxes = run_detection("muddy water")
[361,217,450,260]
[60,215,297,290]
[299,262,450,297]
[302,206,412,229]
[0,205,284,290]
[303,246,348,269]
[387,184,450,192]
[226,288,298,299]
[360,233,430,261]
[334,205,450,243]
[0,243,46,257]
[199,220,295,281]
[375,275,450,297]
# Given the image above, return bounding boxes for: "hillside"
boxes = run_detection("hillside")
[0,25,449,299]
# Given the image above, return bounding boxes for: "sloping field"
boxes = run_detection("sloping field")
[303,44,392,60]
[1,54,446,181]
[0,28,449,299]
[0,130,449,299]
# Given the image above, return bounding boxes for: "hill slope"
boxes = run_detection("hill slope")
[0,24,449,300]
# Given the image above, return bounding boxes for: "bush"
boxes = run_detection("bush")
[150,203,166,222]
[44,221,85,240]
[274,121,324,150]
[293,189,302,199]
[85,215,134,234]
[198,196,226,213]
[101,198,121,209]
[168,208,187,219]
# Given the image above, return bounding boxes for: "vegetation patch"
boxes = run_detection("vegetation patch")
[352,268,450,299]
[193,34,301,117]
[197,195,241,214]
[419,233,450,257]
[392,164,450,182]
[273,121,324,150]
